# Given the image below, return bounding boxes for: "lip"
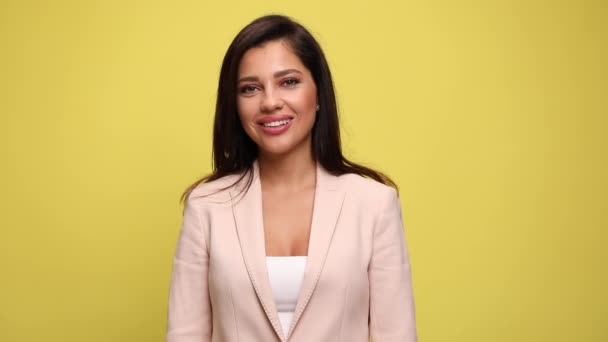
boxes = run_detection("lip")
[256,114,294,125]
[257,115,294,136]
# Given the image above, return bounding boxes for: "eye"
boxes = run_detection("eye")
[282,78,300,87]
[240,84,258,94]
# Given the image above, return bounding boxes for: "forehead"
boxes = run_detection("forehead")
[238,40,308,76]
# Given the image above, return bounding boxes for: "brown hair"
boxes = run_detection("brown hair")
[181,14,396,203]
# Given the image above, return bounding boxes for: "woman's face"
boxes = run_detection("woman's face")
[236,39,318,157]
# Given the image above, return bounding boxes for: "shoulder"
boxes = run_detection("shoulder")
[337,172,399,205]
[185,173,244,207]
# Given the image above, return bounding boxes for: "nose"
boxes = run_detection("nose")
[260,88,284,112]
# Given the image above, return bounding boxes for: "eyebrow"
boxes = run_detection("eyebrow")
[238,68,303,83]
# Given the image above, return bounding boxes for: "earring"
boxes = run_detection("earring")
[316,104,320,111]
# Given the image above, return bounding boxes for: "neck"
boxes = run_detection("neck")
[258,146,316,193]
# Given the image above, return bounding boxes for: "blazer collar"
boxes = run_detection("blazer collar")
[229,160,345,341]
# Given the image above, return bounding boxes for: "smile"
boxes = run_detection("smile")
[257,117,294,136]
[261,119,292,127]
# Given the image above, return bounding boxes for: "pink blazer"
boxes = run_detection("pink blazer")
[167,161,417,342]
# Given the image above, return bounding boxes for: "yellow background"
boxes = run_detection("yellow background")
[1,0,606,341]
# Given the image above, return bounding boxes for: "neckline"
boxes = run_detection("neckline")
[266,255,308,258]
[255,159,319,262]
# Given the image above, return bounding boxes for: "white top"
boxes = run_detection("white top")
[265,256,307,337]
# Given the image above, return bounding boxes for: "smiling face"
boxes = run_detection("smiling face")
[236,39,318,158]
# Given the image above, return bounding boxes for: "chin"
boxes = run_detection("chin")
[252,131,313,158]
[258,144,294,156]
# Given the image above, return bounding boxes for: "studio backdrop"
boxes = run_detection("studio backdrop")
[1,1,606,341]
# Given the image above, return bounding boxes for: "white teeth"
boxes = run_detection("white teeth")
[262,119,291,127]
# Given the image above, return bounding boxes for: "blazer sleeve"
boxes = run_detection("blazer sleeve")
[369,188,417,341]
[166,197,212,342]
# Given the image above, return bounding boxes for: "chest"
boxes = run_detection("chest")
[262,188,314,256]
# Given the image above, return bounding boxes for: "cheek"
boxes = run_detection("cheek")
[290,90,317,130]
[237,100,255,125]
[307,111,317,128]
[301,89,318,119]
[236,99,246,118]
[286,88,316,113]
[236,105,259,142]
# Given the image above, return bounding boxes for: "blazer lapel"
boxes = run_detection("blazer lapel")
[230,161,345,341]
[230,162,285,341]
[286,164,345,338]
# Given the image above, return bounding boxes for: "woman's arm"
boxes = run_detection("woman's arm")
[167,198,212,342]
[369,188,417,341]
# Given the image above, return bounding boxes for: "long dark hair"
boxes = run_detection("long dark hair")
[181,14,396,203]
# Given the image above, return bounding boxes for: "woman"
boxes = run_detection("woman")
[167,14,417,342]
